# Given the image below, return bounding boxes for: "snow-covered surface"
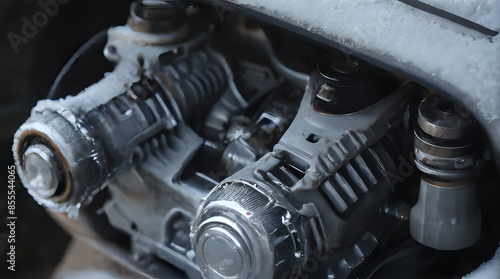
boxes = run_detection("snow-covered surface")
[421,0,500,31]
[463,246,500,279]
[229,0,500,124]
[34,25,177,116]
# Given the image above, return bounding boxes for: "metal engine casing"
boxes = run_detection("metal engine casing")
[11,1,499,279]
[11,8,419,279]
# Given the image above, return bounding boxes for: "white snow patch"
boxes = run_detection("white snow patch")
[421,0,500,31]
[463,246,500,279]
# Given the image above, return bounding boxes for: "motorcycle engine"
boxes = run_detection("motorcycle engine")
[12,1,500,278]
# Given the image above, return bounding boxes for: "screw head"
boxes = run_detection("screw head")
[316,83,336,102]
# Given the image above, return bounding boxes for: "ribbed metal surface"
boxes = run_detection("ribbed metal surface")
[169,50,227,113]
[319,141,392,213]
[217,183,271,212]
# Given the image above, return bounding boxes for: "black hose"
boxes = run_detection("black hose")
[47,29,109,100]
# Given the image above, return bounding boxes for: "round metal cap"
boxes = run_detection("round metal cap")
[191,180,304,279]
[195,221,253,279]
[314,52,398,114]
[22,144,61,198]
[128,1,186,33]
[417,95,478,140]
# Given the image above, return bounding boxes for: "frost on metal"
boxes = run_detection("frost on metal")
[12,25,180,219]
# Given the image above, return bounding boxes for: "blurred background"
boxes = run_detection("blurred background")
[0,1,131,278]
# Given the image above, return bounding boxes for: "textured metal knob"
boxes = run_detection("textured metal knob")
[194,216,254,278]
[192,180,306,279]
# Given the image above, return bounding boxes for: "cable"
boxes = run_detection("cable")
[47,29,109,100]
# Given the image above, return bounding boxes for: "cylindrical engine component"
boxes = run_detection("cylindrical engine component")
[127,0,188,34]
[13,7,231,217]
[14,50,229,216]
[192,134,400,278]
[191,179,308,279]
[410,95,481,250]
[13,81,176,217]
[313,52,399,114]
[410,177,480,250]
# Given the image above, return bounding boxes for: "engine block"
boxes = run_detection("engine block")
[11,1,499,278]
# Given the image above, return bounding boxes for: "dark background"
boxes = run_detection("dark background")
[0,1,131,278]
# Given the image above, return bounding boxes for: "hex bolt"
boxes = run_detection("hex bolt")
[316,83,336,102]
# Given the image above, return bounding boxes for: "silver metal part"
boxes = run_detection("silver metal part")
[22,144,61,199]
[410,95,482,250]
[12,19,187,218]
[11,3,229,220]
[275,79,420,193]
[191,178,309,279]
[14,1,496,278]
[222,138,258,174]
[13,109,103,217]
[221,98,298,175]
[414,129,480,164]
[410,177,481,250]
[103,125,207,279]
[316,83,335,102]
[127,1,188,35]
[417,94,478,140]
[192,75,417,277]
[203,62,283,142]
